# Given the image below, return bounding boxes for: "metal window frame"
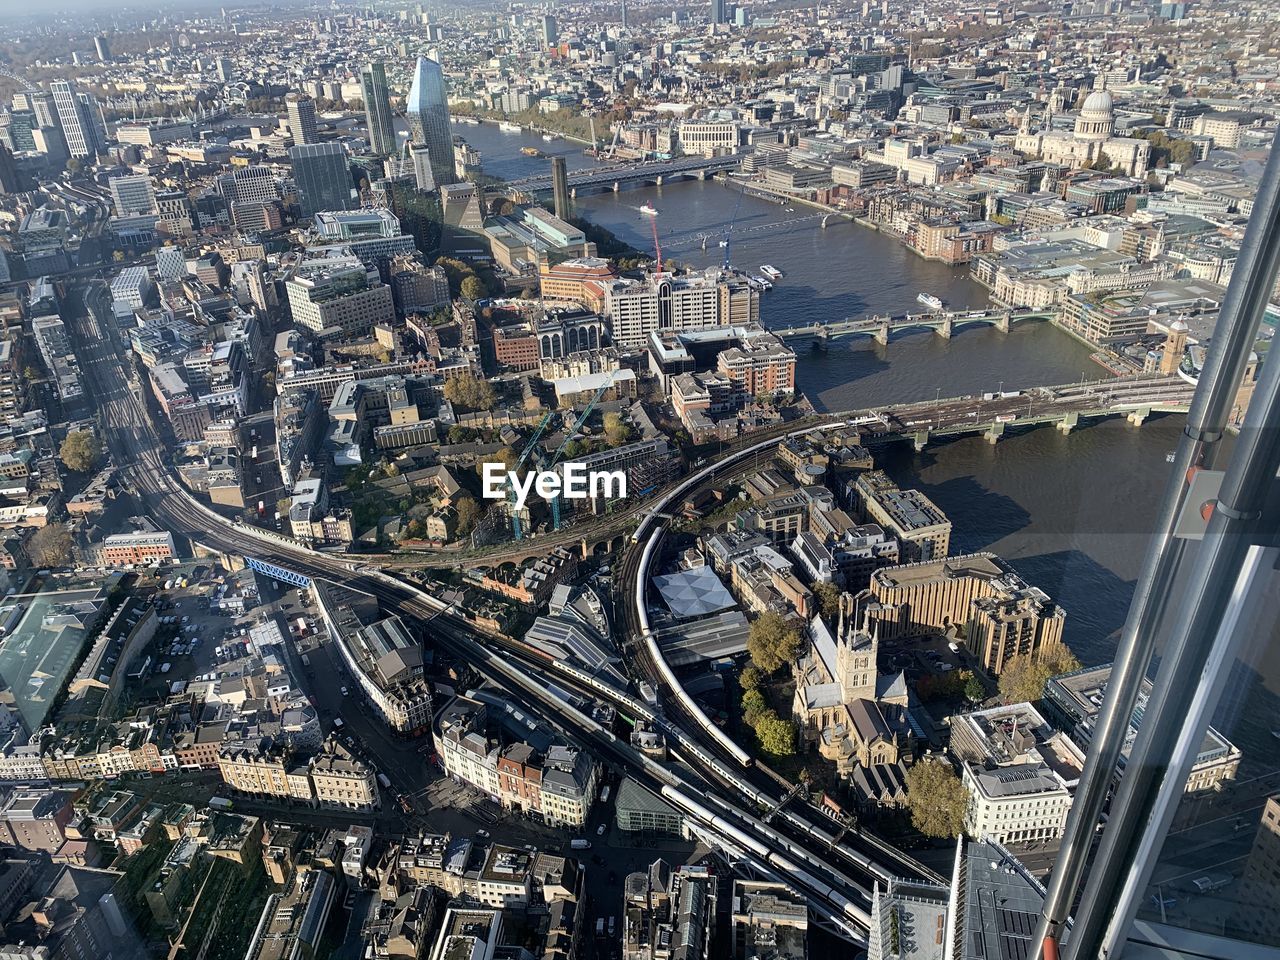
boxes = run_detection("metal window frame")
[1034,126,1280,958]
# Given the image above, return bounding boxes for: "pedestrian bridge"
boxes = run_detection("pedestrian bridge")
[771,308,1060,345]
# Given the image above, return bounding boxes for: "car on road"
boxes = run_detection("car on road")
[596,823,606,836]
[341,686,349,697]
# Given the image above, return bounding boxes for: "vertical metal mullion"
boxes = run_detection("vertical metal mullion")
[1033,127,1280,957]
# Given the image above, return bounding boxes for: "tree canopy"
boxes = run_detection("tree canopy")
[754,711,796,756]
[443,374,496,411]
[997,646,1082,704]
[60,430,101,472]
[460,274,489,301]
[747,612,803,673]
[29,522,74,567]
[455,497,482,537]
[812,582,842,620]
[741,689,768,726]
[603,411,633,447]
[905,759,968,839]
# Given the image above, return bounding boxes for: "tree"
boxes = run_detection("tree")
[755,711,796,756]
[964,674,987,703]
[443,374,496,411]
[603,411,633,447]
[476,446,519,484]
[739,665,763,692]
[741,689,767,726]
[460,274,489,301]
[29,522,74,567]
[456,497,482,536]
[60,431,101,472]
[812,582,842,620]
[904,759,968,839]
[746,612,803,674]
[997,646,1082,704]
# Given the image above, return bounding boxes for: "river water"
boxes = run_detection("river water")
[465,126,1180,664]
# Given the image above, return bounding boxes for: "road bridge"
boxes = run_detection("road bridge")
[503,153,741,199]
[770,307,1060,345]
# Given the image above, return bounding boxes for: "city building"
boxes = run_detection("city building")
[852,471,951,563]
[286,93,320,146]
[290,143,354,218]
[605,271,756,347]
[1232,795,1280,946]
[951,703,1085,845]
[50,79,103,158]
[100,531,177,566]
[285,260,395,336]
[624,861,717,960]
[731,880,808,960]
[360,62,397,156]
[109,175,158,217]
[1042,663,1241,794]
[1013,90,1151,177]
[405,55,456,188]
[860,553,1066,672]
[312,584,433,735]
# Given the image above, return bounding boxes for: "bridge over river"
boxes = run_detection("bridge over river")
[770,307,1061,345]
[504,153,742,198]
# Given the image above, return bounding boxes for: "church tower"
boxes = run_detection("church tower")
[836,593,878,703]
[1160,317,1190,375]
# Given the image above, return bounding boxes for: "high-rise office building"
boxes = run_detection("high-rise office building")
[109,174,158,217]
[541,14,558,47]
[711,0,728,24]
[621,0,629,30]
[289,142,354,218]
[216,58,234,82]
[94,36,111,61]
[227,165,278,205]
[360,62,397,156]
[0,144,21,194]
[550,155,570,220]
[50,79,102,159]
[408,143,435,192]
[1,111,36,153]
[405,55,457,188]
[286,94,320,145]
[29,92,58,130]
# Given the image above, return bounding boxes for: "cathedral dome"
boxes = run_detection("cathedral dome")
[1080,89,1115,117]
[1074,88,1115,141]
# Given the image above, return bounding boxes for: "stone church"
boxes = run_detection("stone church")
[1013,88,1151,178]
[792,594,911,777]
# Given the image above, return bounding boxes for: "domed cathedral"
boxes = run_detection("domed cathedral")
[1074,89,1117,140]
[1013,83,1151,178]
[792,592,911,777]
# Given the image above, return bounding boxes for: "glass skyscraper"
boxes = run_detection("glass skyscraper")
[360,62,397,157]
[405,55,457,188]
[289,143,354,218]
[50,79,102,159]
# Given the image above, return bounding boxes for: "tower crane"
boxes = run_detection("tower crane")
[721,186,746,271]
[544,378,613,531]
[508,409,554,540]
